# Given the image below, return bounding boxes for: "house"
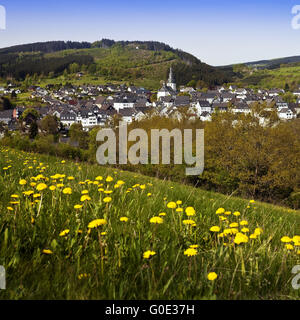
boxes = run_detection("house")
[278,108,295,120]
[194,100,212,115]
[199,111,212,121]
[113,97,136,112]
[0,109,14,124]
[60,110,77,127]
[174,96,190,108]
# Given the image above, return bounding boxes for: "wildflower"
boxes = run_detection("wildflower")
[292,236,300,243]
[219,216,227,221]
[234,233,249,245]
[80,195,91,202]
[240,220,248,226]
[233,211,241,216]
[241,228,250,233]
[281,236,292,243]
[117,180,125,185]
[229,222,239,228]
[143,250,156,259]
[103,197,112,203]
[74,204,83,209]
[59,229,70,237]
[285,244,294,250]
[63,187,72,195]
[106,176,113,182]
[11,194,19,198]
[176,208,183,212]
[42,249,53,255]
[189,245,199,249]
[23,190,34,196]
[19,179,27,185]
[61,160,66,164]
[120,217,129,222]
[159,212,166,216]
[176,200,182,205]
[36,183,47,191]
[254,228,263,235]
[140,184,146,190]
[150,216,163,224]
[104,190,113,194]
[81,190,89,194]
[210,226,220,232]
[184,248,197,257]
[68,176,75,181]
[167,202,177,209]
[185,207,196,216]
[224,211,231,215]
[147,193,152,197]
[249,200,255,203]
[49,186,56,191]
[96,176,103,181]
[207,272,218,281]
[183,219,196,225]
[88,219,107,229]
[7,207,14,211]
[216,208,225,214]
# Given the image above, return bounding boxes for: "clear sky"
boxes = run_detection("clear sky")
[0,0,299,66]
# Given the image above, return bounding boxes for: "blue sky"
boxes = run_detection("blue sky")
[0,0,299,65]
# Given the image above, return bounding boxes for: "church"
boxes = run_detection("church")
[157,67,177,100]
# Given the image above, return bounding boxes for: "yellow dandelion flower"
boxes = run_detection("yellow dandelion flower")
[281,236,292,243]
[120,217,129,222]
[185,207,196,216]
[19,179,27,185]
[7,207,14,211]
[95,176,103,181]
[106,176,113,182]
[233,211,241,216]
[210,226,220,232]
[36,183,47,191]
[80,195,91,202]
[103,197,112,203]
[176,208,183,212]
[74,204,83,209]
[63,187,72,195]
[254,228,263,235]
[88,219,107,229]
[167,202,177,209]
[234,233,249,245]
[240,220,248,226]
[176,200,182,205]
[150,216,163,224]
[49,185,56,191]
[159,212,166,216]
[183,219,196,225]
[207,272,218,281]
[216,208,225,214]
[59,229,70,237]
[241,228,250,233]
[184,248,197,257]
[143,250,156,259]
[285,244,294,250]
[42,249,53,255]
[229,222,239,228]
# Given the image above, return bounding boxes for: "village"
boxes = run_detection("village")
[0,67,300,134]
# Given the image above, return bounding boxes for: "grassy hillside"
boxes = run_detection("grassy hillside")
[236,63,300,89]
[0,147,299,299]
[0,40,234,89]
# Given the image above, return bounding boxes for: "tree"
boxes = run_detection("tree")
[40,115,59,135]
[29,121,38,139]
[69,123,88,149]
[69,63,80,74]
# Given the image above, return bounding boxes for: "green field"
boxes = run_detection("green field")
[236,63,300,89]
[0,147,299,299]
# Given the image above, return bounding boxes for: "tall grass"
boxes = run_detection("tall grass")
[0,147,299,299]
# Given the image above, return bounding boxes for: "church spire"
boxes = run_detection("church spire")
[167,67,176,92]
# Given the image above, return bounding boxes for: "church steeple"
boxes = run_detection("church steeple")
[167,67,176,92]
